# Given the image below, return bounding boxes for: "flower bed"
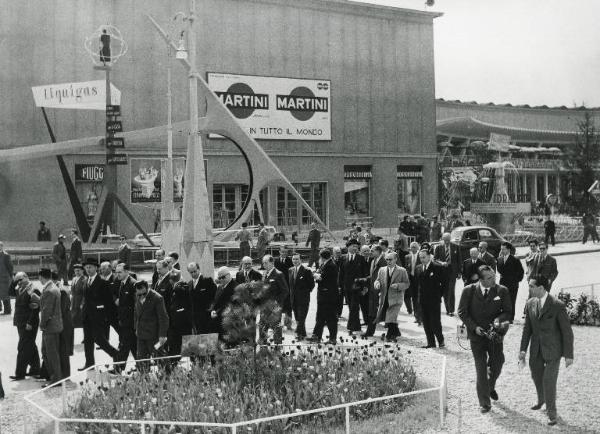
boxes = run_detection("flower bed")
[66,343,417,433]
[558,292,600,326]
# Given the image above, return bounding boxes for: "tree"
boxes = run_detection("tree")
[565,112,600,213]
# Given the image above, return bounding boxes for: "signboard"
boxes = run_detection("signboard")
[161,158,187,203]
[74,164,104,182]
[106,121,123,133]
[488,133,511,152]
[107,153,128,165]
[106,105,121,116]
[470,202,531,214]
[105,137,125,148]
[32,80,121,110]
[131,158,161,203]
[207,72,331,140]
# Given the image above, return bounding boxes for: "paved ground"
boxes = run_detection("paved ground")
[1,245,599,433]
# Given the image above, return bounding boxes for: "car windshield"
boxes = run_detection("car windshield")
[450,229,462,242]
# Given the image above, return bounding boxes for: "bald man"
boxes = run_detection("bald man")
[11,272,41,379]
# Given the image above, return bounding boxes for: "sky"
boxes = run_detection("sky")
[359,0,600,107]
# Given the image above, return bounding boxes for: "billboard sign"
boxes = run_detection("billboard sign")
[107,153,128,165]
[207,72,331,140]
[74,164,104,182]
[32,80,121,110]
[131,158,161,204]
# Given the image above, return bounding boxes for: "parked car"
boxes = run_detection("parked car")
[449,225,507,262]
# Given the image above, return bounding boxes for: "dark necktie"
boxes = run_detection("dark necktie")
[387,267,392,288]
[483,287,489,298]
[445,246,451,264]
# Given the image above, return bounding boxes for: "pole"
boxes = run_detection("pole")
[178,0,214,278]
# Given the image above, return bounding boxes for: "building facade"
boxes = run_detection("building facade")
[0,0,440,241]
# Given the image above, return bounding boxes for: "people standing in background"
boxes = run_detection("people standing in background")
[52,235,68,286]
[582,212,599,244]
[256,223,269,263]
[529,242,558,291]
[544,218,556,247]
[10,272,41,380]
[497,242,524,323]
[0,241,14,315]
[434,233,460,316]
[37,221,52,242]
[68,230,83,280]
[478,242,497,272]
[168,252,180,270]
[153,260,173,313]
[525,240,539,278]
[38,268,63,387]
[305,223,321,267]
[430,216,442,242]
[117,236,131,266]
[308,249,339,345]
[404,241,422,325]
[235,222,253,258]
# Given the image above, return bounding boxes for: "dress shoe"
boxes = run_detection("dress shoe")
[438,343,446,349]
[480,406,491,414]
[9,375,25,381]
[77,365,93,372]
[25,371,40,377]
[530,402,544,410]
[421,345,435,349]
[548,418,557,426]
[33,375,49,381]
[490,389,498,401]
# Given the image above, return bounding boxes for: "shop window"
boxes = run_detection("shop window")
[277,183,327,229]
[397,166,422,215]
[344,166,371,220]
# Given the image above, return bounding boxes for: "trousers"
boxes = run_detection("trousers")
[41,332,62,384]
[529,353,561,419]
[83,319,118,366]
[312,303,337,341]
[470,338,505,408]
[421,302,444,346]
[293,301,309,337]
[443,274,457,314]
[15,325,40,377]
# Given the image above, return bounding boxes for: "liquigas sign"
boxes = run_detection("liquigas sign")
[207,73,331,140]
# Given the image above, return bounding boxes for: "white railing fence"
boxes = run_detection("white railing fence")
[24,344,448,434]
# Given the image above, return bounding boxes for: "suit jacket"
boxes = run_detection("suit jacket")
[52,242,67,265]
[263,268,290,311]
[316,259,339,305]
[416,261,445,306]
[479,251,497,272]
[189,275,217,333]
[235,268,262,284]
[288,265,315,307]
[403,251,421,279]
[13,282,40,328]
[168,283,193,335]
[60,286,74,356]
[40,281,63,333]
[497,254,524,290]
[274,256,293,274]
[375,265,410,323]
[305,228,321,248]
[69,238,82,263]
[70,275,86,328]
[462,258,485,285]
[530,254,558,285]
[134,289,169,341]
[117,275,137,330]
[211,279,236,317]
[154,273,173,312]
[339,253,368,292]
[118,244,132,265]
[82,274,114,323]
[520,295,574,361]
[433,242,460,276]
[458,283,512,342]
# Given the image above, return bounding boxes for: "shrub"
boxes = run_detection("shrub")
[66,343,417,433]
[558,291,600,326]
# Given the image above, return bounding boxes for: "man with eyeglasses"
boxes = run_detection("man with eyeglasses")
[235,256,262,284]
[134,280,168,367]
[210,267,236,339]
[374,252,409,342]
[188,262,217,335]
[10,272,41,380]
[529,242,558,291]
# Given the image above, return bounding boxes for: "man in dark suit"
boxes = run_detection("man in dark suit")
[151,249,166,287]
[519,274,574,426]
[52,235,68,286]
[529,243,558,290]
[404,241,422,325]
[113,263,137,370]
[68,230,83,280]
[134,280,168,369]
[10,272,41,380]
[478,242,497,272]
[339,239,368,335]
[117,237,131,266]
[168,252,181,270]
[275,247,293,274]
[309,249,339,344]
[363,245,386,337]
[99,260,119,341]
[289,253,315,340]
[54,272,73,380]
[458,265,512,414]
[258,255,290,344]
[188,262,217,334]
[153,259,173,313]
[331,247,344,318]
[434,233,461,316]
[167,274,193,370]
[416,249,445,349]
[462,248,485,286]
[210,267,237,339]
[80,259,119,370]
[305,223,321,267]
[235,256,263,284]
[38,268,63,387]
[497,242,524,322]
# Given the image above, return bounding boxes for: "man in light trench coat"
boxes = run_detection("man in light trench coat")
[374,252,410,342]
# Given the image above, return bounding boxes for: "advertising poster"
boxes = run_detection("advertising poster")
[131,158,161,204]
[161,158,186,203]
[32,80,121,110]
[207,72,331,140]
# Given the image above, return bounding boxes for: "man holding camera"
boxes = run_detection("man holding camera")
[458,265,512,413]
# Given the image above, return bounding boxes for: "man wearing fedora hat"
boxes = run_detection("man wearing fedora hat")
[52,235,68,286]
[339,239,368,335]
[79,258,119,370]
